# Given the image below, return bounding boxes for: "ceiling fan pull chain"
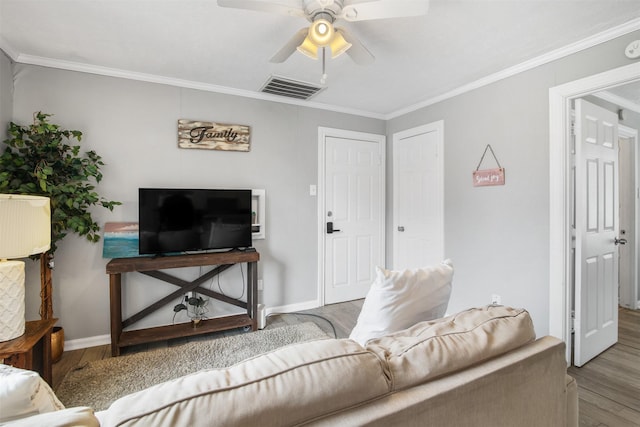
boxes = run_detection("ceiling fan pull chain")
[321,47,328,84]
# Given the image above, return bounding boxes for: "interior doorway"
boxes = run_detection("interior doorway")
[392,121,444,270]
[317,127,385,306]
[617,125,639,310]
[571,98,620,367]
[549,61,640,363]
[569,98,640,366]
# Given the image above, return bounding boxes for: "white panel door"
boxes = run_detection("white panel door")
[323,134,384,304]
[574,99,619,367]
[392,122,444,270]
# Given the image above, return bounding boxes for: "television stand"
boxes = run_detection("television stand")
[106,250,259,356]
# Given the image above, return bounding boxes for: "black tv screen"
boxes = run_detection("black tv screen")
[138,188,252,255]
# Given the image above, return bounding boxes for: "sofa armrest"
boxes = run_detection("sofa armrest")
[566,375,578,427]
[0,407,99,427]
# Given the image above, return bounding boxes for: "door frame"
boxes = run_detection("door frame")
[317,127,386,306]
[618,124,639,310]
[392,121,445,269]
[549,61,640,363]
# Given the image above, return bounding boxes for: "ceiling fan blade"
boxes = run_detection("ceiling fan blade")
[270,28,309,63]
[339,0,429,22]
[337,28,374,65]
[217,0,306,19]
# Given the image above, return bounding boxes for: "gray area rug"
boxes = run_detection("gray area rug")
[56,322,329,411]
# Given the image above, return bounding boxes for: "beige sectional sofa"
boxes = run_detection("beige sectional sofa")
[5,306,578,426]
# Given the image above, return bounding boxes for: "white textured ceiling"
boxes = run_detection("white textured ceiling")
[1,0,640,117]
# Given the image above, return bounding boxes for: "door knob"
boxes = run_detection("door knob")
[615,238,627,245]
[326,222,341,234]
[397,226,405,232]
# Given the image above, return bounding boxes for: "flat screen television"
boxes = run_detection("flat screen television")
[138,188,252,255]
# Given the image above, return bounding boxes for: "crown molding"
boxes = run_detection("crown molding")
[4,50,386,120]
[385,17,640,120]
[0,36,19,61]
[593,90,640,114]
[2,17,639,122]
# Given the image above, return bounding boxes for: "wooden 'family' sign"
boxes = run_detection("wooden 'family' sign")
[178,119,251,151]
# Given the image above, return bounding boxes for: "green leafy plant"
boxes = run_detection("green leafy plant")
[1,112,121,320]
[173,294,209,324]
[0,112,121,254]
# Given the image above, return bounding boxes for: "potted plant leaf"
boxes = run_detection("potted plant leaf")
[0,112,120,361]
[173,293,209,328]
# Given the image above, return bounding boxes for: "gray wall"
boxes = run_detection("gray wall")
[6,28,640,343]
[386,30,640,334]
[12,64,384,341]
[0,50,12,139]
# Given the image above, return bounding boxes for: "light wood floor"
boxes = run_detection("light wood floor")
[54,302,639,426]
[568,307,640,427]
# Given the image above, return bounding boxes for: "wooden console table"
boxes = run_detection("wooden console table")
[0,318,57,385]
[106,250,259,356]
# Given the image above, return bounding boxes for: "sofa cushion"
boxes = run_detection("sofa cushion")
[349,260,454,346]
[97,338,391,427]
[0,364,64,423]
[365,305,536,391]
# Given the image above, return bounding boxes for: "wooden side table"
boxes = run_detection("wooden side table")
[0,318,57,385]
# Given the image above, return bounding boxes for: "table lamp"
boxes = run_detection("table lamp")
[0,194,51,342]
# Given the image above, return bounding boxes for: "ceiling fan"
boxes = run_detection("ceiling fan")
[217,0,430,65]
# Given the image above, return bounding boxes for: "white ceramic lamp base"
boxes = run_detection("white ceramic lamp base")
[0,260,26,342]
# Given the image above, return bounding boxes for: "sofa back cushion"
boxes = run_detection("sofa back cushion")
[365,305,536,391]
[98,339,390,427]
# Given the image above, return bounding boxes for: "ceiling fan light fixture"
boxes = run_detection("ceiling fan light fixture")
[297,36,319,59]
[308,18,334,46]
[329,30,352,58]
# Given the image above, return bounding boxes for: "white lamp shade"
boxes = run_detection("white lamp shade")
[0,194,51,259]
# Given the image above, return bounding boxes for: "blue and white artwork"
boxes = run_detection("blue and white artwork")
[102,222,140,259]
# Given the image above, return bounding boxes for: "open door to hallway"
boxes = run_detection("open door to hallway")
[573,99,620,366]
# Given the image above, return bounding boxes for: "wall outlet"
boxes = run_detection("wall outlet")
[258,279,264,291]
[491,294,502,305]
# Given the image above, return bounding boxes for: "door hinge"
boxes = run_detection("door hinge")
[570,310,576,333]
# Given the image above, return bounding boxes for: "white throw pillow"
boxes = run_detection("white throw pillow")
[0,364,64,422]
[349,260,454,346]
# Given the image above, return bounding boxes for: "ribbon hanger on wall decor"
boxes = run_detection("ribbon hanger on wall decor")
[473,144,505,187]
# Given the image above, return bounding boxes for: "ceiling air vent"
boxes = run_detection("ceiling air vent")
[260,75,325,101]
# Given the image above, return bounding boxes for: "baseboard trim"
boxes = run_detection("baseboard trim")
[265,300,321,317]
[62,301,323,351]
[64,334,111,351]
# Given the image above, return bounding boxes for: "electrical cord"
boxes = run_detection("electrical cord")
[266,312,338,339]
[216,263,246,300]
